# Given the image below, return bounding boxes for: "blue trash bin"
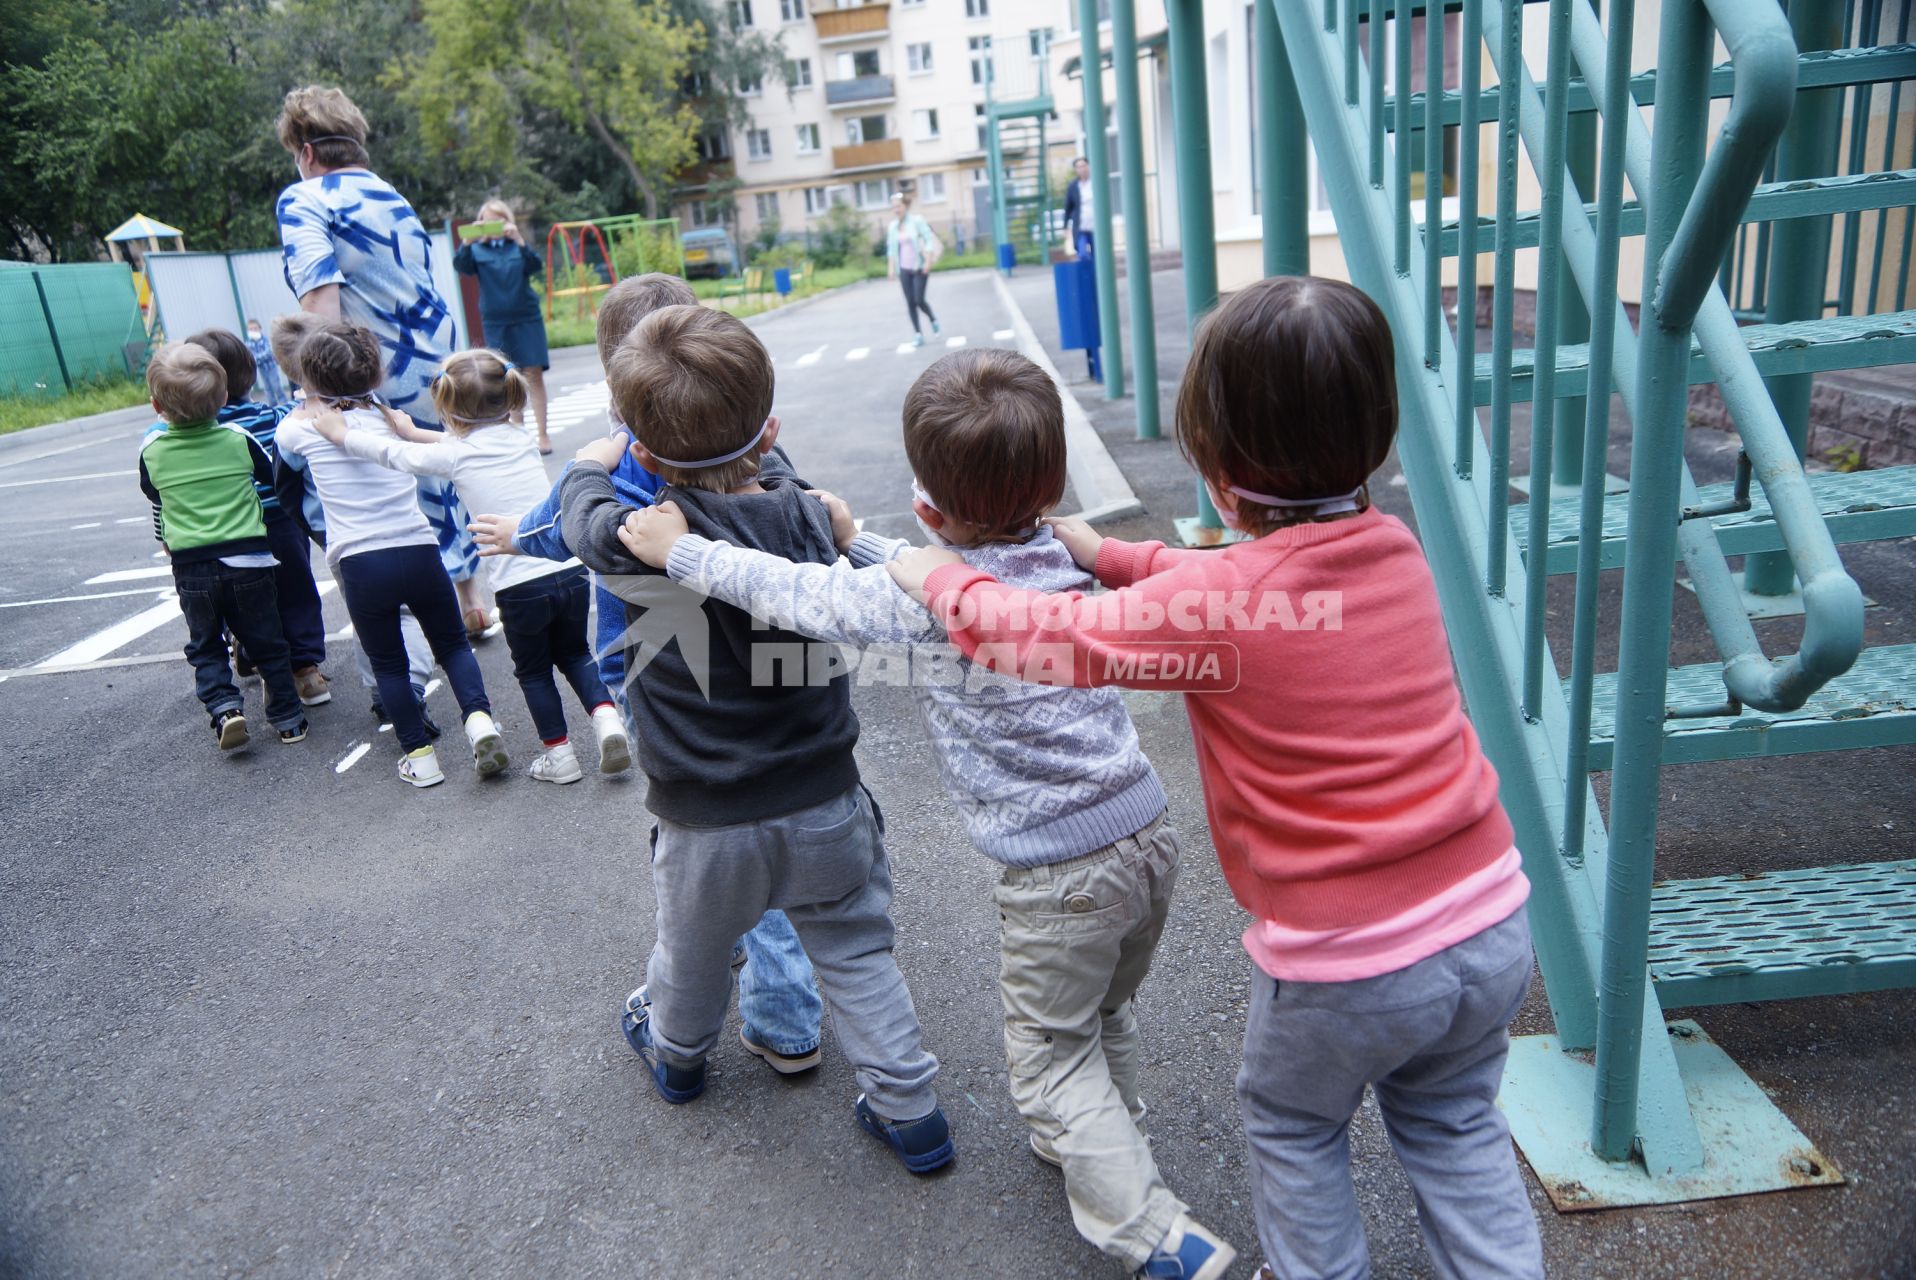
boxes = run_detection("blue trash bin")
[997,242,1018,273]
[1053,257,1103,382]
[773,267,793,296]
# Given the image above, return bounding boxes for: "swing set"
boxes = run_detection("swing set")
[542,215,686,321]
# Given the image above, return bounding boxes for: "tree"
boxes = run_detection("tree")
[404,0,704,218]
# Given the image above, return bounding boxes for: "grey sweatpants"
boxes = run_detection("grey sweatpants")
[1235,908,1543,1280]
[645,784,940,1122]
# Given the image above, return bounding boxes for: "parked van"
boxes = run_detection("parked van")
[680,227,739,280]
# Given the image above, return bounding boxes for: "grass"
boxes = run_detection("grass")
[0,376,148,435]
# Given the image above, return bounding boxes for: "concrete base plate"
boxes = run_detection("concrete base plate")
[1509,472,1629,498]
[1173,516,1249,548]
[1501,1021,1844,1211]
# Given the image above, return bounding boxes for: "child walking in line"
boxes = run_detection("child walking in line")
[470,272,825,1077]
[244,318,283,403]
[889,276,1545,1280]
[617,348,1237,1280]
[274,322,507,789]
[310,349,629,784]
[138,343,308,751]
[559,305,950,1173]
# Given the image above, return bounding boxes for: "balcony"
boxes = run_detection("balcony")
[825,74,894,108]
[814,3,888,43]
[831,137,903,174]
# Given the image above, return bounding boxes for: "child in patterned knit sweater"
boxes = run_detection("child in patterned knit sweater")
[888,277,1543,1280]
[617,348,1236,1280]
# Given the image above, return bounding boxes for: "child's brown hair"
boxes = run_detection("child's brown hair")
[431,349,528,433]
[606,305,773,493]
[147,343,229,424]
[184,328,256,405]
[902,349,1065,543]
[595,273,698,369]
[1176,275,1397,535]
[295,322,384,405]
[269,312,324,388]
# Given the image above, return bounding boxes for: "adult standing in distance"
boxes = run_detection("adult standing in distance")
[454,199,553,455]
[885,192,941,349]
[1062,156,1095,260]
[273,84,492,636]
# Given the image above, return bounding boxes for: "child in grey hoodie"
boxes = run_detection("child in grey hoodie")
[618,349,1235,1280]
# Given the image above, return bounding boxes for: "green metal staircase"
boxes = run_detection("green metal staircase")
[1252,0,1916,1206]
[982,34,1057,269]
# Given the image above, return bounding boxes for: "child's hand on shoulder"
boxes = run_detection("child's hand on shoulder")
[311,409,350,445]
[887,545,965,602]
[617,501,689,569]
[806,489,859,553]
[1043,516,1104,571]
[470,512,521,558]
[575,431,630,473]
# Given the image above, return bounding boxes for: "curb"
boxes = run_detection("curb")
[0,401,156,458]
[991,272,1144,525]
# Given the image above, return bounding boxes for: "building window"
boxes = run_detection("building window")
[687,199,715,227]
[727,1,752,30]
[1028,28,1052,60]
[697,129,732,162]
[965,0,988,17]
[803,186,830,215]
[795,122,821,154]
[974,103,989,150]
[846,114,889,144]
[900,0,924,6]
[746,128,773,161]
[1067,0,1110,30]
[912,108,940,140]
[906,42,933,74]
[755,192,780,222]
[779,0,805,19]
[837,48,881,79]
[739,73,763,96]
[856,179,891,209]
[785,58,813,89]
[968,36,991,86]
[920,171,948,203]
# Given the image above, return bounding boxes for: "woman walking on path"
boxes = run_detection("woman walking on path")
[454,199,553,454]
[273,84,493,636]
[886,192,940,349]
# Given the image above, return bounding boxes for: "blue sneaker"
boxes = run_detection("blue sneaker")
[620,986,705,1104]
[855,1093,954,1174]
[1137,1216,1237,1280]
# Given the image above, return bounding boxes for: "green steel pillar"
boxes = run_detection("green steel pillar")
[1080,0,1125,398]
[1112,0,1161,439]
[985,43,1013,274]
[1256,0,1310,278]
[1745,0,1845,597]
[1167,0,1223,531]
[1550,103,1598,487]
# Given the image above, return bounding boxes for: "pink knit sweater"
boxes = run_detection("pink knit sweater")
[922,508,1522,968]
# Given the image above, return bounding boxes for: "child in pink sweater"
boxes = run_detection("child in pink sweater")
[889,276,1544,1279]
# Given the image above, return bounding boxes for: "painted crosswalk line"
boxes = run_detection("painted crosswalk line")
[37,596,182,668]
[794,345,829,368]
[945,336,968,349]
[86,565,176,585]
[993,329,1016,341]
[846,347,870,361]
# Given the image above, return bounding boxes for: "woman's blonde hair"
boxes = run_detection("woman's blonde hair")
[476,198,514,224]
[276,86,370,171]
[431,349,527,434]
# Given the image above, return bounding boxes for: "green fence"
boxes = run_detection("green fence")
[0,262,147,399]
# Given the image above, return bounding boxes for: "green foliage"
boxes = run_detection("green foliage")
[747,218,783,264]
[0,373,146,435]
[809,203,873,270]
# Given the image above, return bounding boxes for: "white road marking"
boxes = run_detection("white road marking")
[113,517,144,525]
[378,723,393,733]
[422,678,443,699]
[1,586,172,609]
[854,517,865,532]
[794,345,829,367]
[0,431,135,470]
[70,522,102,530]
[846,347,870,361]
[0,624,356,681]
[85,566,174,585]
[896,342,918,355]
[36,596,182,667]
[945,336,968,348]
[992,329,1016,341]
[0,469,137,490]
[334,742,372,773]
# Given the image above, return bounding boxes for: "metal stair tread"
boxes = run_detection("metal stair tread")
[1649,859,1916,1006]
[1581,643,1916,767]
[1471,309,1916,405]
[1510,464,1916,574]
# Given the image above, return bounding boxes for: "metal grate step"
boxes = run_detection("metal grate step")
[1511,464,1916,575]
[1389,43,1916,130]
[1472,309,1916,406]
[1433,169,1916,257]
[1582,643,1916,769]
[1649,859,1916,1007]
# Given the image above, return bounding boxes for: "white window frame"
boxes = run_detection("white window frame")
[968,36,991,86]
[906,42,934,75]
[919,171,948,203]
[755,191,780,222]
[803,186,829,215]
[739,73,763,96]
[779,0,805,20]
[965,0,988,18]
[855,179,891,210]
[786,58,813,89]
[1028,28,1051,61]
[795,122,822,155]
[846,114,888,145]
[912,108,940,141]
[746,128,773,162]
[728,1,753,30]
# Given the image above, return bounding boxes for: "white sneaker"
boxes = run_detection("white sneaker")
[399,746,445,788]
[465,710,509,777]
[529,742,583,784]
[591,704,632,774]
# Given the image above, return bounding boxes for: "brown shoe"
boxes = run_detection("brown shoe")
[294,666,331,706]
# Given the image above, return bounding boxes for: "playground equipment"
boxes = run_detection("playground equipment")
[543,215,685,321]
[980,34,1059,274]
[104,212,185,319]
[1103,0,1916,1207]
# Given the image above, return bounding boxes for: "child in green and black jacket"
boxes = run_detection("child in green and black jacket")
[137,342,308,751]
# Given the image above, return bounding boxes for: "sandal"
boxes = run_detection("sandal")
[463,607,493,639]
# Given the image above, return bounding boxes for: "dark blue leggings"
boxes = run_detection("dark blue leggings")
[494,565,613,743]
[335,544,489,751]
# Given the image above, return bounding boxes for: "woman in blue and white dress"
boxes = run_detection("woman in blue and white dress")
[274,84,491,636]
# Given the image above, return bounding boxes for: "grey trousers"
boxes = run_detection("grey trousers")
[996,814,1186,1269]
[646,784,940,1122]
[1235,908,1543,1280]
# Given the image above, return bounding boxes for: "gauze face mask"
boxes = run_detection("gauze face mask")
[1209,481,1366,532]
[912,479,953,548]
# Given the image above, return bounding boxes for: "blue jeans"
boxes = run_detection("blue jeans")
[335,544,491,751]
[173,560,305,731]
[495,565,612,742]
[736,910,823,1056]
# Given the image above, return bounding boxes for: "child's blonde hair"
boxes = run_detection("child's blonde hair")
[431,349,527,434]
[269,311,324,387]
[147,343,229,424]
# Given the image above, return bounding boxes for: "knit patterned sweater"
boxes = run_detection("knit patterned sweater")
[665,527,1167,867]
